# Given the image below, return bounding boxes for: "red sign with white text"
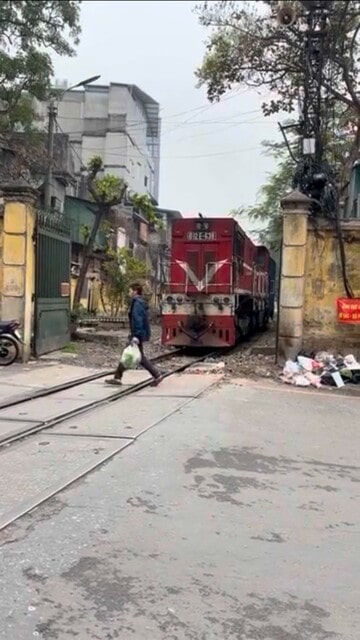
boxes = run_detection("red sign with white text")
[337,298,360,323]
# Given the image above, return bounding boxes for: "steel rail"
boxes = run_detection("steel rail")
[0,395,208,534]
[0,351,220,533]
[0,350,216,448]
[0,348,184,412]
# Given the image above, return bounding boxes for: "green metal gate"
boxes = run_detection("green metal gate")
[34,210,71,355]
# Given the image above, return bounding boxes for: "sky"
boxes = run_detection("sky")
[52,0,281,233]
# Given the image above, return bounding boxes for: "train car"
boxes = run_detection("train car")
[161,217,275,348]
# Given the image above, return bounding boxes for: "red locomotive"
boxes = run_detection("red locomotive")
[161,217,276,348]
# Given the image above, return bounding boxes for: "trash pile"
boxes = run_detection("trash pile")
[189,360,225,375]
[281,352,360,389]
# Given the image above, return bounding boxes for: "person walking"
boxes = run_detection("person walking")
[106,283,161,386]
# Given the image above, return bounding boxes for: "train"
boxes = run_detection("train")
[160,217,276,348]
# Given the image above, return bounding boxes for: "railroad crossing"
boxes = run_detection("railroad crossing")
[0,360,359,639]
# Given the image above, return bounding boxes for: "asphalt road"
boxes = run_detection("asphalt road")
[0,377,359,639]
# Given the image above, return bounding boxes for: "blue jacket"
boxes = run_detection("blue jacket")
[129,295,151,342]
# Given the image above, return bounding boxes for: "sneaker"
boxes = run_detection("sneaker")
[105,378,122,386]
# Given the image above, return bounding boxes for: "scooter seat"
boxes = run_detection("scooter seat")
[0,320,16,330]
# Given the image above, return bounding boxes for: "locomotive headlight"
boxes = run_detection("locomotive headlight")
[213,296,220,304]
[176,296,184,304]
[166,295,174,303]
[223,297,230,305]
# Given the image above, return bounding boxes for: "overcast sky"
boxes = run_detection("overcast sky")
[53,0,281,232]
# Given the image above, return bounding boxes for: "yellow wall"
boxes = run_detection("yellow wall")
[303,219,360,352]
[70,276,102,314]
[0,196,36,361]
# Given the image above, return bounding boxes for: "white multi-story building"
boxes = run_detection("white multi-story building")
[39,82,161,204]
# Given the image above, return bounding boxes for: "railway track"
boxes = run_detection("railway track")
[0,348,185,412]
[0,350,190,448]
[0,348,221,533]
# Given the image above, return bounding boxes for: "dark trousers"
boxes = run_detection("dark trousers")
[115,339,160,380]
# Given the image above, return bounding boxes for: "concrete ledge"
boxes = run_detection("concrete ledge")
[76,328,121,344]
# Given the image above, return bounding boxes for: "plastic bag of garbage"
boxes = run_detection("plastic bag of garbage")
[281,360,301,385]
[297,355,316,371]
[304,371,322,388]
[314,351,335,366]
[344,354,360,370]
[120,338,141,369]
[283,360,300,376]
[294,374,311,387]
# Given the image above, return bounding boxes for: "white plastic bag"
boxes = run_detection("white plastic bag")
[294,374,311,387]
[344,354,360,370]
[283,360,300,376]
[120,338,141,370]
[297,355,315,372]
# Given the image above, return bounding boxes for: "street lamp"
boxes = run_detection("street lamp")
[44,74,101,209]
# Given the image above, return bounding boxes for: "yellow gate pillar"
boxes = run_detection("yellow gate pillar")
[1,184,38,363]
[277,190,312,362]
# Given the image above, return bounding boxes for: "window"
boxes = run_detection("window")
[256,249,266,267]
[50,196,58,210]
[186,251,200,279]
[234,233,244,274]
[144,176,148,187]
[203,250,216,272]
[203,250,217,286]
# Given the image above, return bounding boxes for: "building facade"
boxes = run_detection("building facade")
[0,132,76,211]
[38,82,161,204]
[148,207,182,306]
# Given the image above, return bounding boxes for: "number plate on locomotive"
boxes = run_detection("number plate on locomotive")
[187,231,217,241]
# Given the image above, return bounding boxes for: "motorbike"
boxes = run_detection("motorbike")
[0,320,22,366]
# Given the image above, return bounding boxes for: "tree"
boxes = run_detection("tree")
[130,193,159,226]
[0,1,81,131]
[196,1,360,170]
[232,109,355,253]
[231,144,293,256]
[100,248,149,316]
[72,155,157,311]
[196,1,360,116]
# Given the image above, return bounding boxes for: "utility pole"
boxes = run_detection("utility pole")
[281,0,338,216]
[44,97,57,210]
[43,74,101,212]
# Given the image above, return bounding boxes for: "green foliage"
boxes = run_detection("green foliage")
[74,155,159,311]
[232,103,357,253]
[61,342,78,354]
[0,94,41,133]
[87,156,127,204]
[232,156,293,253]
[100,219,116,240]
[100,248,149,316]
[87,156,161,227]
[87,155,103,174]
[92,174,127,205]
[70,303,87,322]
[80,224,90,244]
[130,193,158,226]
[195,1,360,117]
[0,0,81,131]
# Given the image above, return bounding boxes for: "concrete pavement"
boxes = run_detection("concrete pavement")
[0,375,359,639]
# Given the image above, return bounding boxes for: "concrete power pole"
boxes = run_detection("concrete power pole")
[44,98,58,210]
